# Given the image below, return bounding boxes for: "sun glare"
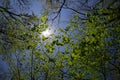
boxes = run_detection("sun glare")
[42,29,51,37]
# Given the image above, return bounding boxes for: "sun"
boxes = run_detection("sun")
[42,29,51,37]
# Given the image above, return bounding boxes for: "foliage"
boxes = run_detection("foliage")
[0,0,120,80]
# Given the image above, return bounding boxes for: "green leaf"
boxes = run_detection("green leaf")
[69,61,73,66]
[85,36,89,42]
[42,35,48,41]
[41,15,47,22]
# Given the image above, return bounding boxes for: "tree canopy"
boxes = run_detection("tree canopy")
[0,0,120,80]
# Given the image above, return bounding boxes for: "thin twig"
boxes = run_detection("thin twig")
[52,0,66,20]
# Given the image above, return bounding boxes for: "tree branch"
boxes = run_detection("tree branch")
[0,5,33,21]
[52,0,66,20]
[63,6,85,15]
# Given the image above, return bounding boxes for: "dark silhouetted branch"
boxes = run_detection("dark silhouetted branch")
[52,0,66,20]
[63,6,85,15]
